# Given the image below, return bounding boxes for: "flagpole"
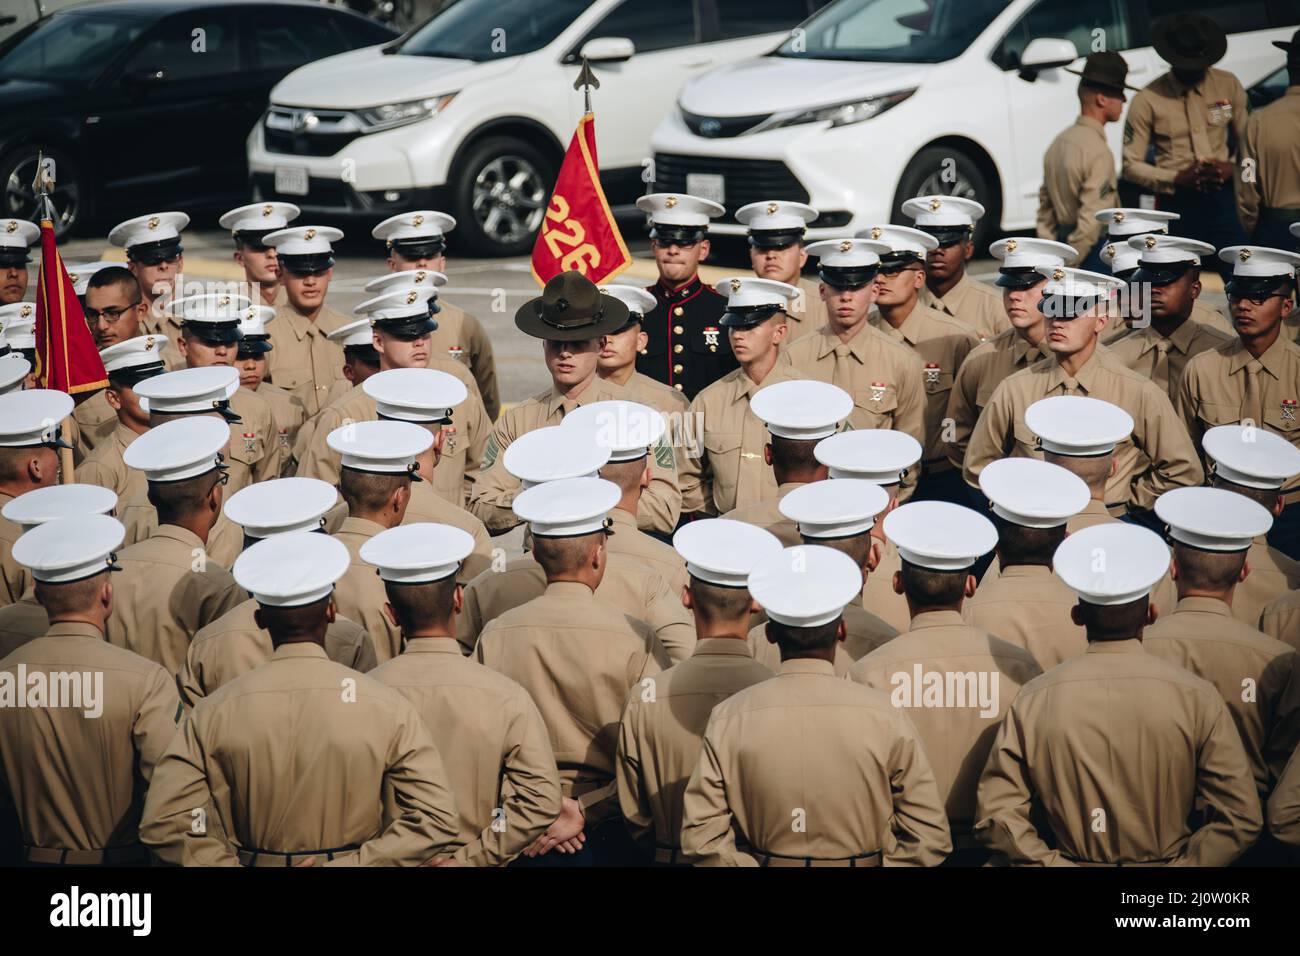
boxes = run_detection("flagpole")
[31,152,76,483]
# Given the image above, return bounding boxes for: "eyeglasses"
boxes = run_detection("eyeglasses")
[84,303,140,322]
[135,253,180,267]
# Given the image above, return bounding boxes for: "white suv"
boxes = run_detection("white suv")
[650,0,1298,250]
[248,0,829,256]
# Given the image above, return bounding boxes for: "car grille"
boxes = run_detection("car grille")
[652,153,810,220]
[263,106,365,158]
[680,108,771,139]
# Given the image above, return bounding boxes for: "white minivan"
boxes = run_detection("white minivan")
[248,0,830,256]
[650,0,1298,249]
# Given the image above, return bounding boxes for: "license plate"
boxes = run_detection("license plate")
[686,172,725,206]
[274,165,309,196]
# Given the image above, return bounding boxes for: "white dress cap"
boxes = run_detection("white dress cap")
[814,429,923,483]
[805,238,887,269]
[99,335,168,374]
[163,291,253,322]
[326,318,376,348]
[233,531,350,607]
[1203,425,1300,490]
[1218,245,1300,279]
[372,211,457,243]
[2,483,117,532]
[735,200,818,231]
[884,501,997,571]
[363,269,448,294]
[988,237,1077,270]
[326,419,431,475]
[1026,396,1133,456]
[360,522,476,584]
[0,354,30,394]
[511,476,621,537]
[1101,240,1141,274]
[123,416,229,482]
[902,195,985,228]
[12,513,124,584]
[599,284,657,318]
[107,212,189,249]
[854,224,937,257]
[779,479,890,539]
[1126,233,1214,264]
[0,302,36,349]
[748,544,864,627]
[715,276,800,310]
[262,225,343,256]
[0,218,39,251]
[1034,265,1126,298]
[363,367,467,424]
[1094,208,1179,237]
[750,380,852,441]
[635,193,724,227]
[672,518,783,588]
[1155,486,1272,553]
[979,458,1090,528]
[562,400,666,463]
[65,261,118,296]
[502,425,611,487]
[223,477,338,539]
[238,305,276,338]
[219,202,300,234]
[134,366,239,415]
[1053,523,1170,605]
[354,286,436,322]
[0,389,74,447]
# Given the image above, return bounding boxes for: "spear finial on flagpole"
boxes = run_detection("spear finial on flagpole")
[30,149,56,222]
[574,56,599,115]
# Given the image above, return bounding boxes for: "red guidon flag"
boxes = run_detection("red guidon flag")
[530,112,631,286]
[34,216,106,394]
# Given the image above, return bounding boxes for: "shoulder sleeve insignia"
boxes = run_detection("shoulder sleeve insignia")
[481,433,500,470]
[654,436,675,470]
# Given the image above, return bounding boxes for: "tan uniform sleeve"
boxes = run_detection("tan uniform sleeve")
[680,721,759,866]
[893,351,927,458]
[1122,93,1177,194]
[1036,180,1059,243]
[678,393,713,516]
[462,525,496,583]
[615,700,656,853]
[1262,652,1300,790]
[1238,111,1263,237]
[467,414,526,533]
[457,580,488,655]
[455,690,561,867]
[134,664,183,782]
[1065,149,1113,264]
[886,712,953,866]
[1267,744,1300,846]
[177,643,205,711]
[635,437,682,535]
[464,314,500,423]
[639,571,696,665]
[1130,385,1204,510]
[974,704,1076,866]
[945,352,983,470]
[454,391,492,507]
[294,406,346,485]
[962,381,1014,489]
[252,408,283,485]
[1183,692,1262,866]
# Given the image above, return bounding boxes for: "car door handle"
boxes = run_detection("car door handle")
[684,59,714,68]
[0,15,16,25]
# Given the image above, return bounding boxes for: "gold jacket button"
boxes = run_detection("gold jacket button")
[674,383,683,391]
[674,344,683,354]
[709,345,717,352]
[673,307,684,316]
[673,363,683,373]
[673,325,684,335]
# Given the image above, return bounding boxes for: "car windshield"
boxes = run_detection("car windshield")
[775,0,1009,64]
[398,0,593,61]
[0,12,147,84]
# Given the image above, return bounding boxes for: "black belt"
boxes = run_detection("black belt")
[24,843,148,866]
[236,842,361,867]
[756,849,882,867]
[1062,854,1176,867]
[1260,206,1300,224]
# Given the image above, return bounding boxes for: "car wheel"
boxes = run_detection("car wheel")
[891,146,995,252]
[0,146,84,239]
[450,136,554,258]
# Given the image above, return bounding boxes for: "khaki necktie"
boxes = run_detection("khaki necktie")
[1242,360,1264,428]
[832,344,854,392]
[1185,86,1214,162]
[1152,339,1171,394]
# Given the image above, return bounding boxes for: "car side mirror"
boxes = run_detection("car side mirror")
[580,37,635,64]
[122,68,167,87]
[1017,38,1077,81]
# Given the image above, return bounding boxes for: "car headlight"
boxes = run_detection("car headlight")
[359,93,457,132]
[751,89,917,133]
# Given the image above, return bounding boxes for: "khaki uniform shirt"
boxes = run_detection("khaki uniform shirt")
[871,305,979,469]
[0,591,47,659]
[976,639,1262,866]
[1066,498,1114,534]
[431,299,500,422]
[0,621,180,856]
[139,642,460,866]
[254,382,307,475]
[265,302,350,417]
[919,272,1010,342]
[681,657,952,865]
[747,604,897,676]
[370,637,561,866]
[456,553,696,664]
[402,480,495,583]
[118,499,243,569]
[139,305,186,371]
[470,378,679,535]
[720,481,803,547]
[1107,318,1234,401]
[1260,589,1300,652]
[1238,86,1300,234]
[1269,744,1300,846]
[476,581,670,823]
[788,275,830,342]
[862,534,911,634]
[965,564,1087,670]
[1145,596,1300,798]
[1176,335,1300,499]
[849,611,1042,830]
[333,517,402,663]
[1122,68,1249,195]
[1192,300,1236,337]
[618,370,691,417]
[76,422,147,509]
[179,598,378,708]
[945,330,1048,471]
[0,492,28,609]
[1233,537,1300,629]
[221,386,282,495]
[72,390,115,459]
[104,524,246,676]
[1037,115,1117,264]
[616,638,772,853]
[680,360,810,516]
[966,347,1204,510]
[297,367,488,508]
[606,506,688,600]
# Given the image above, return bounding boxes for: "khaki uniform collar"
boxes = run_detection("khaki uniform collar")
[1135,319,1199,356]
[1046,349,1102,392]
[114,422,141,450]
[152,524,205,549]
[1085,637,1144,654]
[545,377,616,418]
[1000,564,1053,578]
[279,305,316,342]
[403,636,462,655]
[693,637,755,658]
[1226,335,1285,377]
[43,621,106,640]
[780,657,835,676]
[1013,334,1046,365]
[1077,115,1106,137]
[909,609,966,630]
[544,580,595,599]
[339,516,386,538]
[608,507,638,530]
[271,642,330,661]
[1172,595,1232,617]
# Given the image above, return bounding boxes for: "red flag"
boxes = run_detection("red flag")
[34,216,106,394]
[530,113,631,287]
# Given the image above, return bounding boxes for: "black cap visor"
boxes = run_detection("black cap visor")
[818,265,878,289]
[108,362,167,389]
[1132,260,1196,286]
[183,321,243,346]
[747,228,804,249]
[0,250,31,268]
[390,238,446,260]
[720,305,785,328]
[278,253,334,275]
[373,315,437,338]
[236,336,274,358]
[650,224,706,245]
[1225,274,1295,298]
[233,230,273,250]
[919,226,970,247]
[995,267,1046,289]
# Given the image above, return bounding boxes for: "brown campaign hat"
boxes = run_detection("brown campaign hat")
[1274,29,1300,68]
[1152,13,1226,71]
[1065,51,1139,93]
[514,270,629,342]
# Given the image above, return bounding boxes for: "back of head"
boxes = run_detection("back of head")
[1209,474,1277,512]
[34,570,111,620]
[1172,542,1247,594]
[148,470,222,527]
[600,457,649,498]
[384,576,459,635]
[533,531,603,582]
[803,531,872,573]
[1076,596,1150,641]
[256,596,332,645]
[86,265,140,299]
[340,468,408,518]
[995,518,1066,568]
[687,576,755,629]
[899,559,968,609]
[769,435,826,484]
[766,617,841,657]
[1044,450,1111,497]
